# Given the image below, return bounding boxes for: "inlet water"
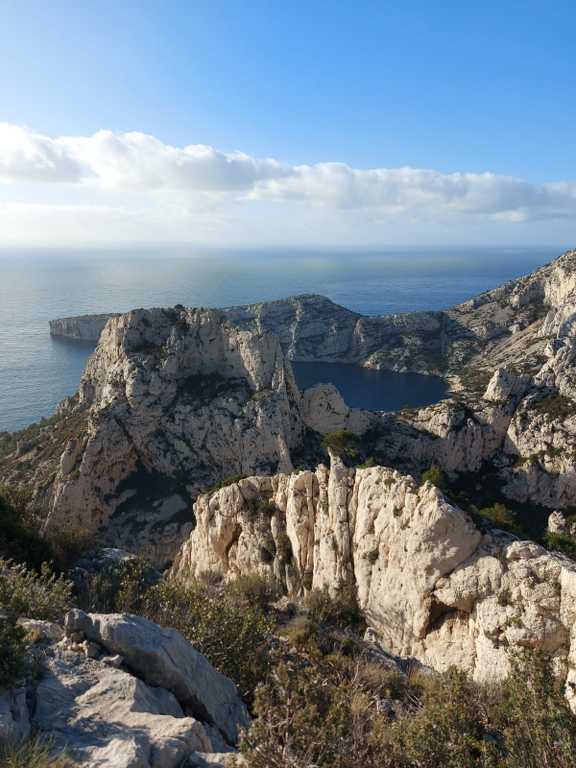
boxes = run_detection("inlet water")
[292,361,448,411]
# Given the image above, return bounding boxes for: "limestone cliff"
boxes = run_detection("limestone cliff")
[5,248,576,561]
[170,456,576,707]
[4,308,306,564]
[49,313,119,341]
[50,250,576,377]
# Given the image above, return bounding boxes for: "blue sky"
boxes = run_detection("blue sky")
[0,0,575,246]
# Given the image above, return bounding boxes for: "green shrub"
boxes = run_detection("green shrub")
[544,531,576,559]
[241,653,387,768]
[228,573,282,611]
[489,649,576,768]
[76,557,155,613]
[380,667,499,768]
[47,522,93,571]
[241,643,576,768]
[143,578,275,701]
[203,474,247,495]
[477,502,520,534]
[0,619,26,688]
[532,394,574,421]
[306,587,364,630]
[420,464,449,492]
[0,737,76,767]
[0,486,54,570]
[0,560,73,622]
[321,430,360,459]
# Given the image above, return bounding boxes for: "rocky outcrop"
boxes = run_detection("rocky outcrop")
[50,251,576,377]
[4,308,306,564]
[64,610,250,744]
[171,456,576,708]
[49,313,119,341]
[6,249,576,560]
[7,611,247,768]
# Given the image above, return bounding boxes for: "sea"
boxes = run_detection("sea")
[0,246,561,433]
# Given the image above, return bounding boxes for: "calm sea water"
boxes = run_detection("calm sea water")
[0,246,560,432]
[292,362,448,411]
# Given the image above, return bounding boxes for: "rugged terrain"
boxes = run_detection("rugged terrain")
[171,453,576,708]
[3,249,576,560]
[50,250,571,377]
[4,250,576,764]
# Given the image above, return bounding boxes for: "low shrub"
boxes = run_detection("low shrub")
[531,394,574,421]
[76,557,156,613]
[321,430,360,460]
[143,578,275,701]
[0,619,26,688]
[0,485,54,570]
[228,573,282,611]
[420,463,449,493]
[241,648,576,768]
[0,560,73,622]
[544,531,576,559]
[476,502,520,534]
[47,522,93,571]
[241,654,387,768]
[490,649,576,768]
[306,587,364,630]
[0,737,77,767]
[203,474,247,495]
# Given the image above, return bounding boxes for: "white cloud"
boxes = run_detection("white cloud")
[0,123,575,233]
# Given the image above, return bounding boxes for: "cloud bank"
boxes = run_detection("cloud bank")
[1,123,575,224]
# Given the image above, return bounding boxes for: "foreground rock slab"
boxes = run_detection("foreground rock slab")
[65,610,250,745]
[171,454,576,710]
[34,651,212,768]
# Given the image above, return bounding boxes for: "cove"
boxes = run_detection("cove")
[292,361,448,412]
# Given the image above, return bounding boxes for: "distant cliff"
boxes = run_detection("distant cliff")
[8,247,576,561]
[48,247,564,377]
[49,313,119,341]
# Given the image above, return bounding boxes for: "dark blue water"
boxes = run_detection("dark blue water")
[0,246,560,431]
[293,362,448,411]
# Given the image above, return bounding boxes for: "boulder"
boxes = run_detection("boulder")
[548,510,568,534]
[34,650,212,768]
[64,610,250,744]
[17,617,64,643]
[0,686,29,742]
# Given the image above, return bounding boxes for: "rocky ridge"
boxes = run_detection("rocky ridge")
[4,307,305,565]
[1,610,247,767]
[4,249,576,561]
[50,250,576,377]
[170,454,576,708]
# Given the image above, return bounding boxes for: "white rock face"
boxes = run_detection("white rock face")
[49,313,119,341]
[40,308,306,563]
[483,367,530,403]
[301,383,374,435]
[2,610,249,768]
[171,456,576,707]
[64,610,250,745]
[549,511,568,534]
[34,653,212,768]
[0,686,29,742]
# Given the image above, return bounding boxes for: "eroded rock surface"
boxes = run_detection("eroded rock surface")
[3,308,306,564]
[171,456,576,708]
[4,611,248,768]
[64,610,250,744]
